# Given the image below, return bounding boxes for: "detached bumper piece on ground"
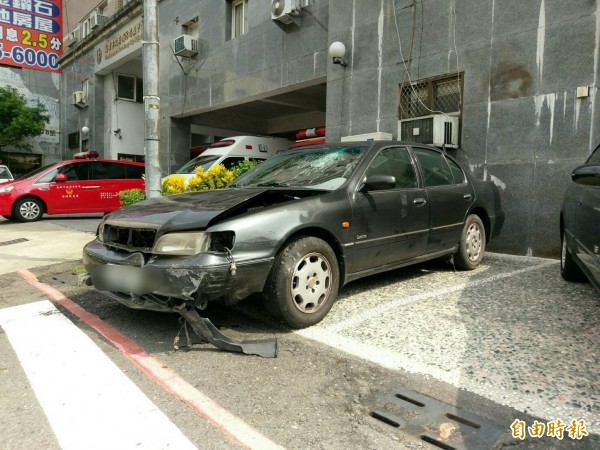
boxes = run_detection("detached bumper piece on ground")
[177,306,278,358]
[78,272,278,358]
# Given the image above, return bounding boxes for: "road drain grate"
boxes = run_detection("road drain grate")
[0,238,29,247]
[369,386,504,450]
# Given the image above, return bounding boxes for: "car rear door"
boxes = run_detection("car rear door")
[90,161,141,212]
[350,146,429,273]
[411,147,474,255]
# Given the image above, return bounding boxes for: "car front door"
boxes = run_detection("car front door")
[350,146,429,273]
[46,161,94,213]
[411,147,474,254]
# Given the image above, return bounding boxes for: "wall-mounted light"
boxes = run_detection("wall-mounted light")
[328,41,347,67]
[81,126,90,138]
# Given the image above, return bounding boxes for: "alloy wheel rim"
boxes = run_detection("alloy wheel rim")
[290,252,332,314]
[561,235,567,269]
[465,223,482,262]
[20,201,40,220]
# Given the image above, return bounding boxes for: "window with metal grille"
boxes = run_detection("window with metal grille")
[399,74,463,120]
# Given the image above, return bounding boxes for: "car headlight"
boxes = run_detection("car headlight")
[97,221,105,242]
[153,232,211,256]
[0,185,14,193]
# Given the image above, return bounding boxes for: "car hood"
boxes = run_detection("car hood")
[105,188,272,230]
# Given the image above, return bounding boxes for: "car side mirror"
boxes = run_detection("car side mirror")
[55,173,68,182]
[571,164,600,187]
[361,175,396,191]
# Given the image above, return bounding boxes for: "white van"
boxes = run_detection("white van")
[0,165,14,184]
[168,136,292,183]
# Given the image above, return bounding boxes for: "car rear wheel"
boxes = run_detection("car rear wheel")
[454,214,486,270]
[14,197,44,222]
[560,231,586,282]
[264,236,339,329]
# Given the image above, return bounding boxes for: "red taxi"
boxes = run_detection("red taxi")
[0,153,145,222]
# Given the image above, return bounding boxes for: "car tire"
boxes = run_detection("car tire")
[454,214,486,270]
[560,231,586,282]
[14,197,44,222]
[264,236,339,329]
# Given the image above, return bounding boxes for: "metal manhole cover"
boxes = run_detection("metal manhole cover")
[369,386,504,450]
[0,238,29,246]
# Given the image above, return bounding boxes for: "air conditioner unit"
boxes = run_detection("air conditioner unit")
[65,26,80,47]
[173,35,198,57]
[89,12,107,29]
[398,114,459,148]
[271,0,301,25]
[72,91,86,108]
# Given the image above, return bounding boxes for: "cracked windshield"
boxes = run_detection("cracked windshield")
[232,145,368,189]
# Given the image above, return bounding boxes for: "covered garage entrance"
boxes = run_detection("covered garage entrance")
[170,79,327,167]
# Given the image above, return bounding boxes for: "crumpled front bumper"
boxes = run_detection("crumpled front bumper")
[82,239,273,311]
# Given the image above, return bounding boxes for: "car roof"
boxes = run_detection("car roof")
[289,140,445,151]
[60,158,144,165]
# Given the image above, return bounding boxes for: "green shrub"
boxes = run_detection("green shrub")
[231,159,259,178]
[118,188,146,206]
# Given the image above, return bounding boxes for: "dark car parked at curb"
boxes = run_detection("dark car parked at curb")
[82,141,504,328]
[560,143,600,292]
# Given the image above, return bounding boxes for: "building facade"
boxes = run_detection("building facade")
[58,0,600,257]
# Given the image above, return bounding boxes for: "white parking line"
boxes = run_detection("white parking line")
[0,300,197,450]
[18,269,285,450]
[297,259,599,433]
[318,260,557,334]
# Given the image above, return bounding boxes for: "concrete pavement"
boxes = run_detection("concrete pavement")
[0,218,96,275]
[0,215,598,447]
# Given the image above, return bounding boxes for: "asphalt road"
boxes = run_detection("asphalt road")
[0,215,598,449]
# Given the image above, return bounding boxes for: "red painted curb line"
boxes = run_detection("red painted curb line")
[18,269,283,450]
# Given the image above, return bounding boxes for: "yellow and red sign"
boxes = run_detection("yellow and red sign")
[0,0,62,73]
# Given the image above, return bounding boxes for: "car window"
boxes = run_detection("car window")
[125,164,145,179]
[221,157,245,170]
[176,155,221,174]
[412,147,454,187]
[58,162,90,181]
[36,168,58,183]
[447,157,466,184]
[365,146,417,189]
[587,144,600,164]
[19,163,56,180]
[91,162,127,180]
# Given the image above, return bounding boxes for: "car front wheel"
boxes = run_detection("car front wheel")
[14,197,44,222]
[264,236,339,329]
[560,231,585,282]
[454,214,486,270]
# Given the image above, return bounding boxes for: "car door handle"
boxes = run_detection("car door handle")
[413,198,427,206]
[81,185,101,189]
[463,194,473,201]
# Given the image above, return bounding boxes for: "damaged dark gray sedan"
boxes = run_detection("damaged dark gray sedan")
[83,142,504,329]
